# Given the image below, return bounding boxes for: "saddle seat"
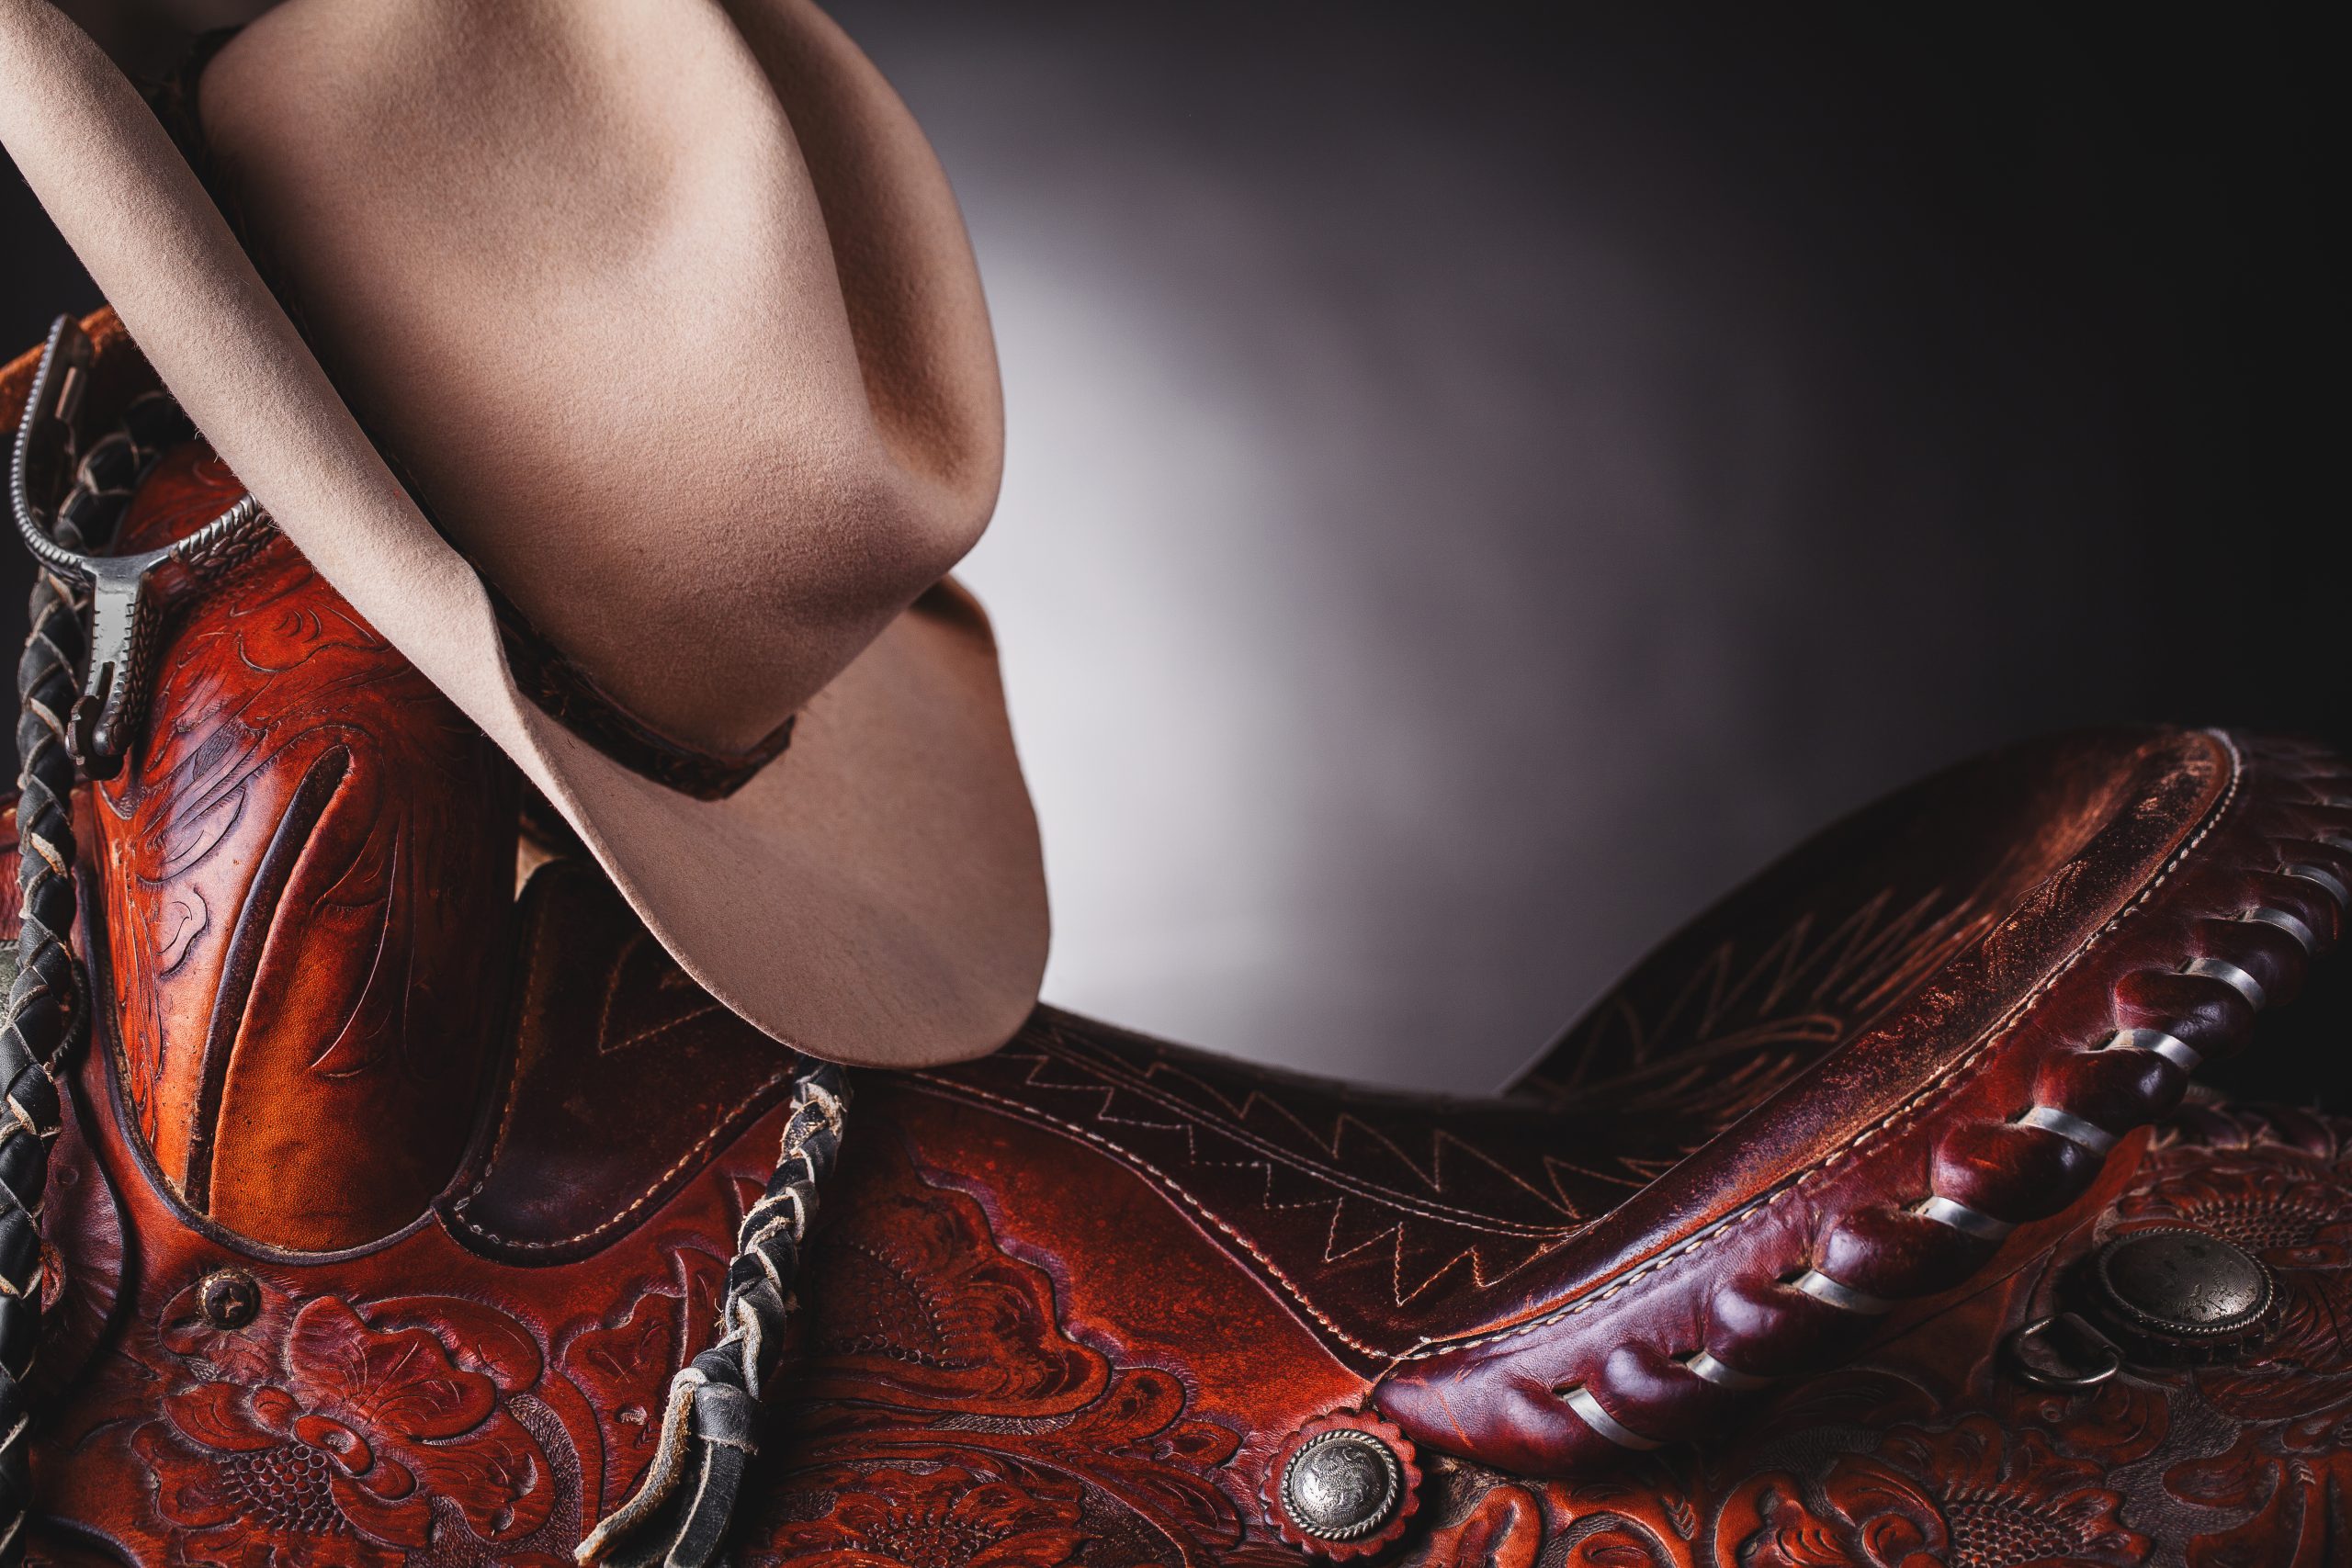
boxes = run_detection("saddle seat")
[6,317,2352,1568]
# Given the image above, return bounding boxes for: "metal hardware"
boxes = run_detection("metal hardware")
[2247,907,2317,953]
[1558,1385,1663,1450]
[2281,863,2348,908]
[2089,1225,2275,1363]
[2181,956,2266,1010]
[1684,1349,1770,1390]
[1917,1193,2015,1240]
[2007,1312,2123,1390]
[10,317,277,777]
[1792,1269,1894,1314]
[195,1268,260,1331]
[2018,1104,2118,1155]
[1280,1428,1406,1539]
[2103,1027,2200,1072]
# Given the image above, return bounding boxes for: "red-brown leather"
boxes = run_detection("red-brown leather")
[0,309,146,445]
[436,857,799,1261]
[9,412,2352,1565]
[1349,1102,2352,1568]
[80,440,515,1250]
[1375,730,2351,1472]
[24,958,2352,1566]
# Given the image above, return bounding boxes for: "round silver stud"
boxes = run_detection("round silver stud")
[1281,1428,1403,1542]
[2091,1225,2275,1363]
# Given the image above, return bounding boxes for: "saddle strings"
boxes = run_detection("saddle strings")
[0,449,96,1568]
[577,1059,850,1568]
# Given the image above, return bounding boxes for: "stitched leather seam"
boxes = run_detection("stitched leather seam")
[1409,729,2264,1360]
[446,910,796,1252]
[902,1076,1439,1360]
[932,738,2313,1372]
[446,1065,794,1251]
[448,911,556,1214]
[1001,1033,1580,1235]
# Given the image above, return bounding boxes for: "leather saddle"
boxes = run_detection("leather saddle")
[8,318,2352,1568]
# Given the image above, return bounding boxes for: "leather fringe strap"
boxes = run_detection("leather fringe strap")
[0,561,85,1568]
[577,1060,850,1568]
[1,318,188,1564]
[0,509,86,1565]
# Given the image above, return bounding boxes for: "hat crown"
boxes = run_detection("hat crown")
[198,0,1004,756]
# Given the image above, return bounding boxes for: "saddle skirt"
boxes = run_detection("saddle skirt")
[7,319,2352,1568]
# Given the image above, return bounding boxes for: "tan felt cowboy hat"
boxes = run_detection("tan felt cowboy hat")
[0,0,1048,1067]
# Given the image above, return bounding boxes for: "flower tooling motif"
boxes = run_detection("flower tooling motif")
[736,1134,1247,1568]
[763,1464,1090,1568]
[131,1287,554,1567]
[1746,1416,2149,1568]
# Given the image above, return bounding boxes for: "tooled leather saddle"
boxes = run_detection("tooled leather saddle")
[7,318,2352,1568]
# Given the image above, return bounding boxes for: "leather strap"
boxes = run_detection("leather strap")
[0,339,102,1565]
[576,1060,850,1568]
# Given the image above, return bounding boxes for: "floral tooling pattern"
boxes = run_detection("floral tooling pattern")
[35,1043,2352,1568]
[738,1134,1250,1568]
[127,1283,555,1568]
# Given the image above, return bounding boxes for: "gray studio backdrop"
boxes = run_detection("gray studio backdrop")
[841,5,2163,1089]
[14,4,2324,1092]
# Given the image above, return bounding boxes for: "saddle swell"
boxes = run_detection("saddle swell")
[81,439,516,1250]
[8,315,2352,1567]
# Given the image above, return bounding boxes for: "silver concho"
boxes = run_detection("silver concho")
[2093,1225,2275,1348]
[1281,1428,1404,1543]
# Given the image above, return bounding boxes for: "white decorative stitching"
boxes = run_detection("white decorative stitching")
[1388,730,2250,1360]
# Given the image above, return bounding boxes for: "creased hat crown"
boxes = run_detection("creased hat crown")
[200,0,1005,755]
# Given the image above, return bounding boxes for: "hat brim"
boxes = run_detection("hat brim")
[0,1,1049,1068]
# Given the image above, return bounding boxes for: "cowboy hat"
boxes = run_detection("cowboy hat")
[0,0,1049,1066]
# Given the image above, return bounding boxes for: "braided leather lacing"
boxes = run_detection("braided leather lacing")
[578,1059,850,1567]
[1,339,201,1561]
[0,499,92,1567]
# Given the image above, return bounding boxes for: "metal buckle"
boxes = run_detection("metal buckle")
[10,317,277,778]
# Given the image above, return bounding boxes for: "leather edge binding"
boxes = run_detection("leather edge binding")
[1372,732,2352,1475]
